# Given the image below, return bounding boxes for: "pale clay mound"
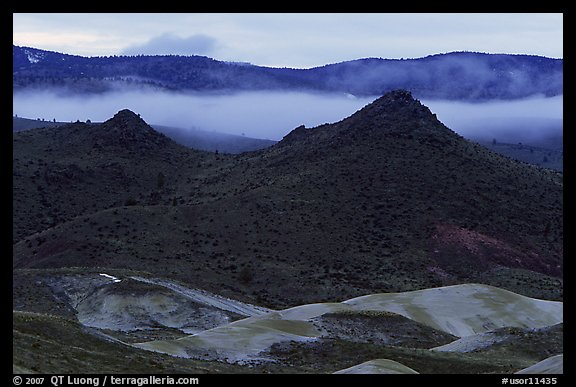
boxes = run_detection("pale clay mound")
[343,283,562,337]
[516,354,563,374]
[133,283,562,363]
[38,275,565,369]
[333,359,419,374]
[48,273,273,335]
[431,331,510,352]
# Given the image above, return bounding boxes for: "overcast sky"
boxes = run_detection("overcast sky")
[13,13,563,68]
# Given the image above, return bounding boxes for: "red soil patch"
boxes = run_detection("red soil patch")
[430,224,560,277]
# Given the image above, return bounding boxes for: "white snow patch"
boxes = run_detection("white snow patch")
[24,49,44,64]
[99,273,121,283]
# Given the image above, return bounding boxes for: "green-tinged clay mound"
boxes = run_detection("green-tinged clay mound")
[516,354,563,374]
[133,283,562,365]
[134,315,323,363]
[74,279,243,335]
[13,274,563,373]
[14,270,273,342]
[343,283,562,337]
[432,323,563,356]
[333,359,419,374]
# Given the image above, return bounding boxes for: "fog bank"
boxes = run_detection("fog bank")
[423,95,563,145]
[13,89,562,144]
[12,90,375,140]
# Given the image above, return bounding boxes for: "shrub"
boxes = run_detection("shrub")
[124,197,138,206]
[238,266,254,284]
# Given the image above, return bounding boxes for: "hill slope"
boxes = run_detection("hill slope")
[13,91,563,310]
[12,109,222,242]
[13,116,276,154]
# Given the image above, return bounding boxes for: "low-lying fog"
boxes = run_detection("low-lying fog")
[13,89,562,146]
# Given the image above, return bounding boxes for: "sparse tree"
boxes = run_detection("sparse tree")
[124,197,138,206]
[238,266,254,284]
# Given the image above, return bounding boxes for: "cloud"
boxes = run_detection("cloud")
[13,13,563,68]
[121,33,218,56]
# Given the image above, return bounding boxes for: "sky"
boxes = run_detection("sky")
[12,13,563,142]
[12,13,563,68]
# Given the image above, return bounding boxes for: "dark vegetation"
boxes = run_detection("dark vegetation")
[312,310,458,348]
[263,334,557,374]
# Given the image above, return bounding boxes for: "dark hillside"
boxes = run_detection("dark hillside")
[13,91,563,308]
[12,110,223,242]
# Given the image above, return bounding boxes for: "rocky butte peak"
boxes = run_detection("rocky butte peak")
[277,89,458,149]
[98,109,171,150]
[349,89,437,124]
[336,89,459,141]
[105,109,150,129]
[368,89,420,108]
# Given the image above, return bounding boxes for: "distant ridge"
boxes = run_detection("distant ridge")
[13,45,563,100]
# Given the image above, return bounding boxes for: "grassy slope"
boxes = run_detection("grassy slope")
[12,311,251,374]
